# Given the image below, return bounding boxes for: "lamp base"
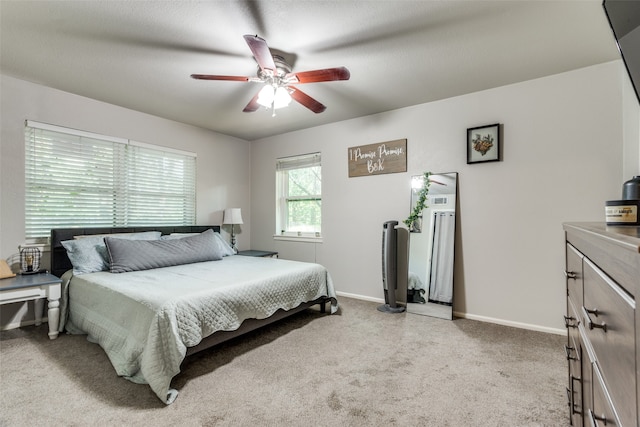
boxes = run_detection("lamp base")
[230,225,238,253]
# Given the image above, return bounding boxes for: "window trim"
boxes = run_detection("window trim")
[275,152,322,239]
[273,234,323,243]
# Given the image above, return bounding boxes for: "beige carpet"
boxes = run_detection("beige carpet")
[0,297,568,426]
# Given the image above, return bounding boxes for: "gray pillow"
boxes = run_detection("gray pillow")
[213,232,236,256]
[105,228,223,273]
[61,231,161,275]
[161,230,235,256]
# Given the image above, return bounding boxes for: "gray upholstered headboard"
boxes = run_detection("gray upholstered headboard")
[50,225,221,277]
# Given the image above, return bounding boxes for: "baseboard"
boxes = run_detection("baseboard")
[6,294,564,336]
[336,291,384,304]
[453,311,565,336]
[335,292,565,335]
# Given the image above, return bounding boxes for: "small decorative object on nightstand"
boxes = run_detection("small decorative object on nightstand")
[20,246,42,274]
[237,250,278,258]
[0,272,62,339]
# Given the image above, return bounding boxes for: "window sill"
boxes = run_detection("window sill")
[273,235,323,243]
[20,243,51,253]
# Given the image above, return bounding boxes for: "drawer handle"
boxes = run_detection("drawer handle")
[564,344,577,361]
[565,387,573,419]
[568,376,581,415]
[587,409,607,426]
[564,315,579,329]
[564,270,578,280]
[582,307,608,333]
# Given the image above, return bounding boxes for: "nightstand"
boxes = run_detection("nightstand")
[0,273,62,339]
[237,250,279,258]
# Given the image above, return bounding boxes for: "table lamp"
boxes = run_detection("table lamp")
[223,208,243,253]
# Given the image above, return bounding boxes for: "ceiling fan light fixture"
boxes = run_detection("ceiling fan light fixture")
[257,84,291,110]
[256,85,275,108]
[273,86,292,109]
[192,35,349,114]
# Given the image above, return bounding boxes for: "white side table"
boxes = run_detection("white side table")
[0,273,62,339]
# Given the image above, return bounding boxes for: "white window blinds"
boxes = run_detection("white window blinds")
[24,121,196,241]
[276,152,321,171]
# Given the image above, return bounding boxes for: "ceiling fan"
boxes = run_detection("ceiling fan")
[191,35,350,115]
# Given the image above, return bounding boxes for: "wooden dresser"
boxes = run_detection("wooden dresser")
[563,223,640,427]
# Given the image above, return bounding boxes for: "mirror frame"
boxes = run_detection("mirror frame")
[406,172,457,320]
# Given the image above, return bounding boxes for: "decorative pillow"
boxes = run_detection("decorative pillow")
[61,231,161,275]
[105,228,223,273]
[160,233,199,240]
[214,232,236,256]
[62,236,109,275]
[161,230,235,256]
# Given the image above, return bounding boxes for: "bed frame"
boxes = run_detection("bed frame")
[50,225,330,356]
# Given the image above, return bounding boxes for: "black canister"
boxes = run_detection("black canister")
[622,176,640,200]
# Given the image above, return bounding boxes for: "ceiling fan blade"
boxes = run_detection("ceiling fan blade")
[191,74,250,82]
[290,87,327,113]
[243,90,261,113]
[243,34,277,73]
[287,67,350,84]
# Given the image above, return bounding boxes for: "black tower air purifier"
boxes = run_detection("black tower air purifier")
[378,220,407,313]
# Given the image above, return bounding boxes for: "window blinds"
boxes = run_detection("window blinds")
[276,152,321,171]
[24,121,196,241]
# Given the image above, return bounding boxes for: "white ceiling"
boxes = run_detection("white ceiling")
[0,1,619,141]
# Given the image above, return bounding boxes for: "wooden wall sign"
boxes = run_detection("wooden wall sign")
[348,139,407,177]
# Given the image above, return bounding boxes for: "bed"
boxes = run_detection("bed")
[50,225,338,404]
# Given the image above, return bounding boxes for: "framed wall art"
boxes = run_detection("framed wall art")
[467,123,500,164]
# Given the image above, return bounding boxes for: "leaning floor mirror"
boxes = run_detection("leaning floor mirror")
[406,172,457,320]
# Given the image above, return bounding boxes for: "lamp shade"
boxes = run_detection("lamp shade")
[273,86,292,109]
[223,208,243,225]
[256,85,275,108]
[257,85,291,109]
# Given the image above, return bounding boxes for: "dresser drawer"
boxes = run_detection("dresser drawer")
[566,243,583,308]
[582,257,636,427]
[590,364,621,427]
[566,298,581,353]
[566,298,582,425]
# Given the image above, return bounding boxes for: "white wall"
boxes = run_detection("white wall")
[0,75,252,328]
[622,66,640,179]
[2,61,637,334]
[251,61,632,333]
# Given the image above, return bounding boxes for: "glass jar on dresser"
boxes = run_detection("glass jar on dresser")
[563,222,640,427]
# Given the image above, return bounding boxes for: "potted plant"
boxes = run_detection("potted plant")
[404,171,431,232]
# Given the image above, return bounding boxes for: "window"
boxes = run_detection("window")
[276,153,321,238]
[24,121,196,242]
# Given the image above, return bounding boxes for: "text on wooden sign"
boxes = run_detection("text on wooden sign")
[348,139,407,177]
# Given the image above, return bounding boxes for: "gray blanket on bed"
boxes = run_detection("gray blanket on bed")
[60,256,338,404]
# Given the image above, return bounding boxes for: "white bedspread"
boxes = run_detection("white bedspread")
[60,255,338,404]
